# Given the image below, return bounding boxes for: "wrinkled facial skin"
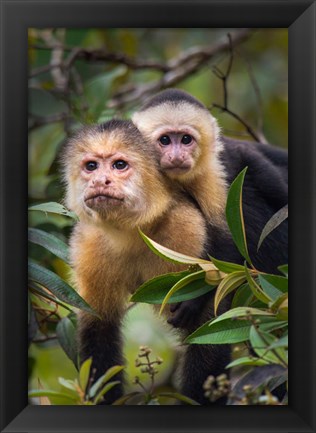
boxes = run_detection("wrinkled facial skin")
[80,151,135,213]
[156,131,199,175]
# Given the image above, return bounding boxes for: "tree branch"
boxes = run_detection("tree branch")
[108,29,253,108]
[29,44,170,76]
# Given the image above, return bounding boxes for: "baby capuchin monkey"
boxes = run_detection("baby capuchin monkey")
[61,119,230,405]
[132,90,227,227]
[132,89,288,274]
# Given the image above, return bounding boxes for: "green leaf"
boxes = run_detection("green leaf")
[159,271,205,315]
[138,230,210,265]
[28,281,73,311]
[158,392,199,405]
[112,392,142,405]
[225,167,252,265]
[214,271,247,315]
[131,271,189,303]
[28,259,99,317]
[267,334,288,350]
[79,358,92,391]
[131,271,214,304]
[269,293,288,320]
[28,389,78,402]
[147,398,160,405]
[276,298,288,321]
[277,264,288,276]
[258,274,288,300]
[244,265,271,304]
[93,381,121,405]
[257,276,282,301]
[211,307,274,326]
[209,256,245,273]
[56,316,78,369]
[258,319,287,333]
[269,292,288,311]
[29,202,78,220]
[29,123,65,180]
[249,326,287,366]
[58,377,79,393]
[28,228,69,264]
[186,318,252,344]
[226,356,269,368]
[231,283,253,308]
[257,204,288,251]
[89,365,124,398]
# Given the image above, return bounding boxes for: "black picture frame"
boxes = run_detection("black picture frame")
[1,0,315,432]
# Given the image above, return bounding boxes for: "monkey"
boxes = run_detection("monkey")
[132,89,288,378]
[61,119,231,405]
[132,88,288,276]
[132,89,227,228]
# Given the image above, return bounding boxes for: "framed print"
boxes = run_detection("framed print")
[0,0,315,432]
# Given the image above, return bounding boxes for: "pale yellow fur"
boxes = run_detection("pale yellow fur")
[132,101,228,225]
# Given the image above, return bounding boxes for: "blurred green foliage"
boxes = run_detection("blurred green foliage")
[28,28,288,403]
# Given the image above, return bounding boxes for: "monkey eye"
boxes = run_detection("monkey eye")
[113,160,128,170]
[85,161,98,171]
[181,134,193,145]
[159,135,171,146]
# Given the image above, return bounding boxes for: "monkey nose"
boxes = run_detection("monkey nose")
[92,176,111,186]
[170,155,185,164]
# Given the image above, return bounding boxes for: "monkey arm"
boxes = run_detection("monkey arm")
[78,313,125,404]
[70,224,136,404]
[168,294,211,331]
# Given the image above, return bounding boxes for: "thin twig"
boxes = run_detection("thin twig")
[211,33,262,143]
[212,103,261,142]
[237,49,268,143]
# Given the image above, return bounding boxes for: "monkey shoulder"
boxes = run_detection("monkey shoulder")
[221,137,288,178]
[220,137,288,209]
[149,196,207,259]
[208,138,288,273]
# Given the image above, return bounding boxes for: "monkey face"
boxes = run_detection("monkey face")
[82,153,130,208]
[78,148,148,221]
[132,98,219,181]
[154,129,200,177]
[62,121,173,227]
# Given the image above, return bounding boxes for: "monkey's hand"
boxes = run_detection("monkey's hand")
[168,298,206,329]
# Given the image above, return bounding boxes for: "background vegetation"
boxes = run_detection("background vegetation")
[28,28,288,404]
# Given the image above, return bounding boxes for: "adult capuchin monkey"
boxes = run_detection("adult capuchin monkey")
[132,88,288,276]
[61,119,230,405]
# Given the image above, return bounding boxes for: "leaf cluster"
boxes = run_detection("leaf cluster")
[29,358,124,405]
[131,168,288,403]
[27,169,288,405]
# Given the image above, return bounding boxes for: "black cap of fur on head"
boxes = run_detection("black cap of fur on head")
[139,88,207,112]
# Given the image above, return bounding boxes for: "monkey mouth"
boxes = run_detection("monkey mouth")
[163,165,191,174]
[85,194,124,207]
[161,160,192,173]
